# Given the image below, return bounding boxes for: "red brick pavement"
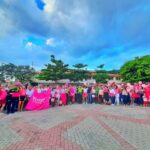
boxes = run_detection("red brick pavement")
[4,116,87,150]
[2,105,150,150]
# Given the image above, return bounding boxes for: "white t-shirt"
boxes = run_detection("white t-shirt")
[83,88,88,93]
[26,89,34,98]
[110,89,116,95]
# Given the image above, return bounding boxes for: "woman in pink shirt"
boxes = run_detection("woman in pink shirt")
[145,83,150,105]
[69,86,75,104]
[60,86,67,106]
[103,86,109,104]
[133,84,140,105]
[115,86,120,106]
[83,86,88,104]
[122,86,128,105]
[109,86,116,105]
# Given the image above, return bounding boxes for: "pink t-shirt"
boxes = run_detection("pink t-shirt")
[103,87,108,93]
[70,88,75,96]
[145,87,150,100]
[20,88,26,96]
[0,90,7,100]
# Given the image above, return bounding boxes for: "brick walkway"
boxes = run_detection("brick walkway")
[1,104,150,150]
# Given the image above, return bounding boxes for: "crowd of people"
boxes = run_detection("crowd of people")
[0,81,150,114]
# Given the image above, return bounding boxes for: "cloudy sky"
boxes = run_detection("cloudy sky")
[0,0,150,70]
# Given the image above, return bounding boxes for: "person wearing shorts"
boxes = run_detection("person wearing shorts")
[19,86,26,111]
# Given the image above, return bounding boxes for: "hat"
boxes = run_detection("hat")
[15,81,22,86]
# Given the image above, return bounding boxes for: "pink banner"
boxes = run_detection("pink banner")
[26,90,50,111]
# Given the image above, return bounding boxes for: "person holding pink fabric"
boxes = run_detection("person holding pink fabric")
[18,86,26,111]
[0,85,7,112]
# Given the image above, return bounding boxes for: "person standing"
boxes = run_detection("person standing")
[139,83,144,106]
[69,85,75,104]
[98,86,104,104]
[18,86,26,111]
[145,83,150,106]
[25,85,34,109]
[115,86,120,106]
[65,87,69,105]
[7,82,20,114]
[87,86,92,104]
[83,86,88,104]
[103,86,109,104]
[78,86,83,104]
[95,86,99,103]
[133,84,140,105]
[91,86,96,104]
[51,88,56,107]
[109,86,116,105]
[0,85,7,112]
[60,86,67,106]
[122,86,128,105]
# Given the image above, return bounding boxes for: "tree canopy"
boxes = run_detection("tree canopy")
[36,57,90,82]
[0,63,36,83]
[120,55,150,83]
[36,55,69,81]
[2,55,149,83]
[93,64,110,83]
[14,65,36,83]
[68,63,89,82]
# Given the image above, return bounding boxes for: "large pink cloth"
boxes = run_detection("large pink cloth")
[26,89,50,111]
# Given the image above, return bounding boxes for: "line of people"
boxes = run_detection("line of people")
[0,81,150,114]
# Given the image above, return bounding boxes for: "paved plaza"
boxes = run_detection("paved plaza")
[1,104,150,150]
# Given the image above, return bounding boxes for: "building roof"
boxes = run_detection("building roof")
[108,74,120,77]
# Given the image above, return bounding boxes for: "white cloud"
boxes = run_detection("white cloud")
[43,0,56,13]
[26,42,33,48]
[42,0,93,35]
[46,38,55,46]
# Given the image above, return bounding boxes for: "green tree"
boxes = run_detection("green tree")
[120,55,150,83]
[36,55,69,81]
[15,65,36,83]
[0,63,16,81]
[97,64,104,69]
[73,64,88,69]
[94,73,110,83]
[0,63,36,83]
[107,69,120,74]
[93,64,110,83]
[0,74,5,83]
[68,63,89,82]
